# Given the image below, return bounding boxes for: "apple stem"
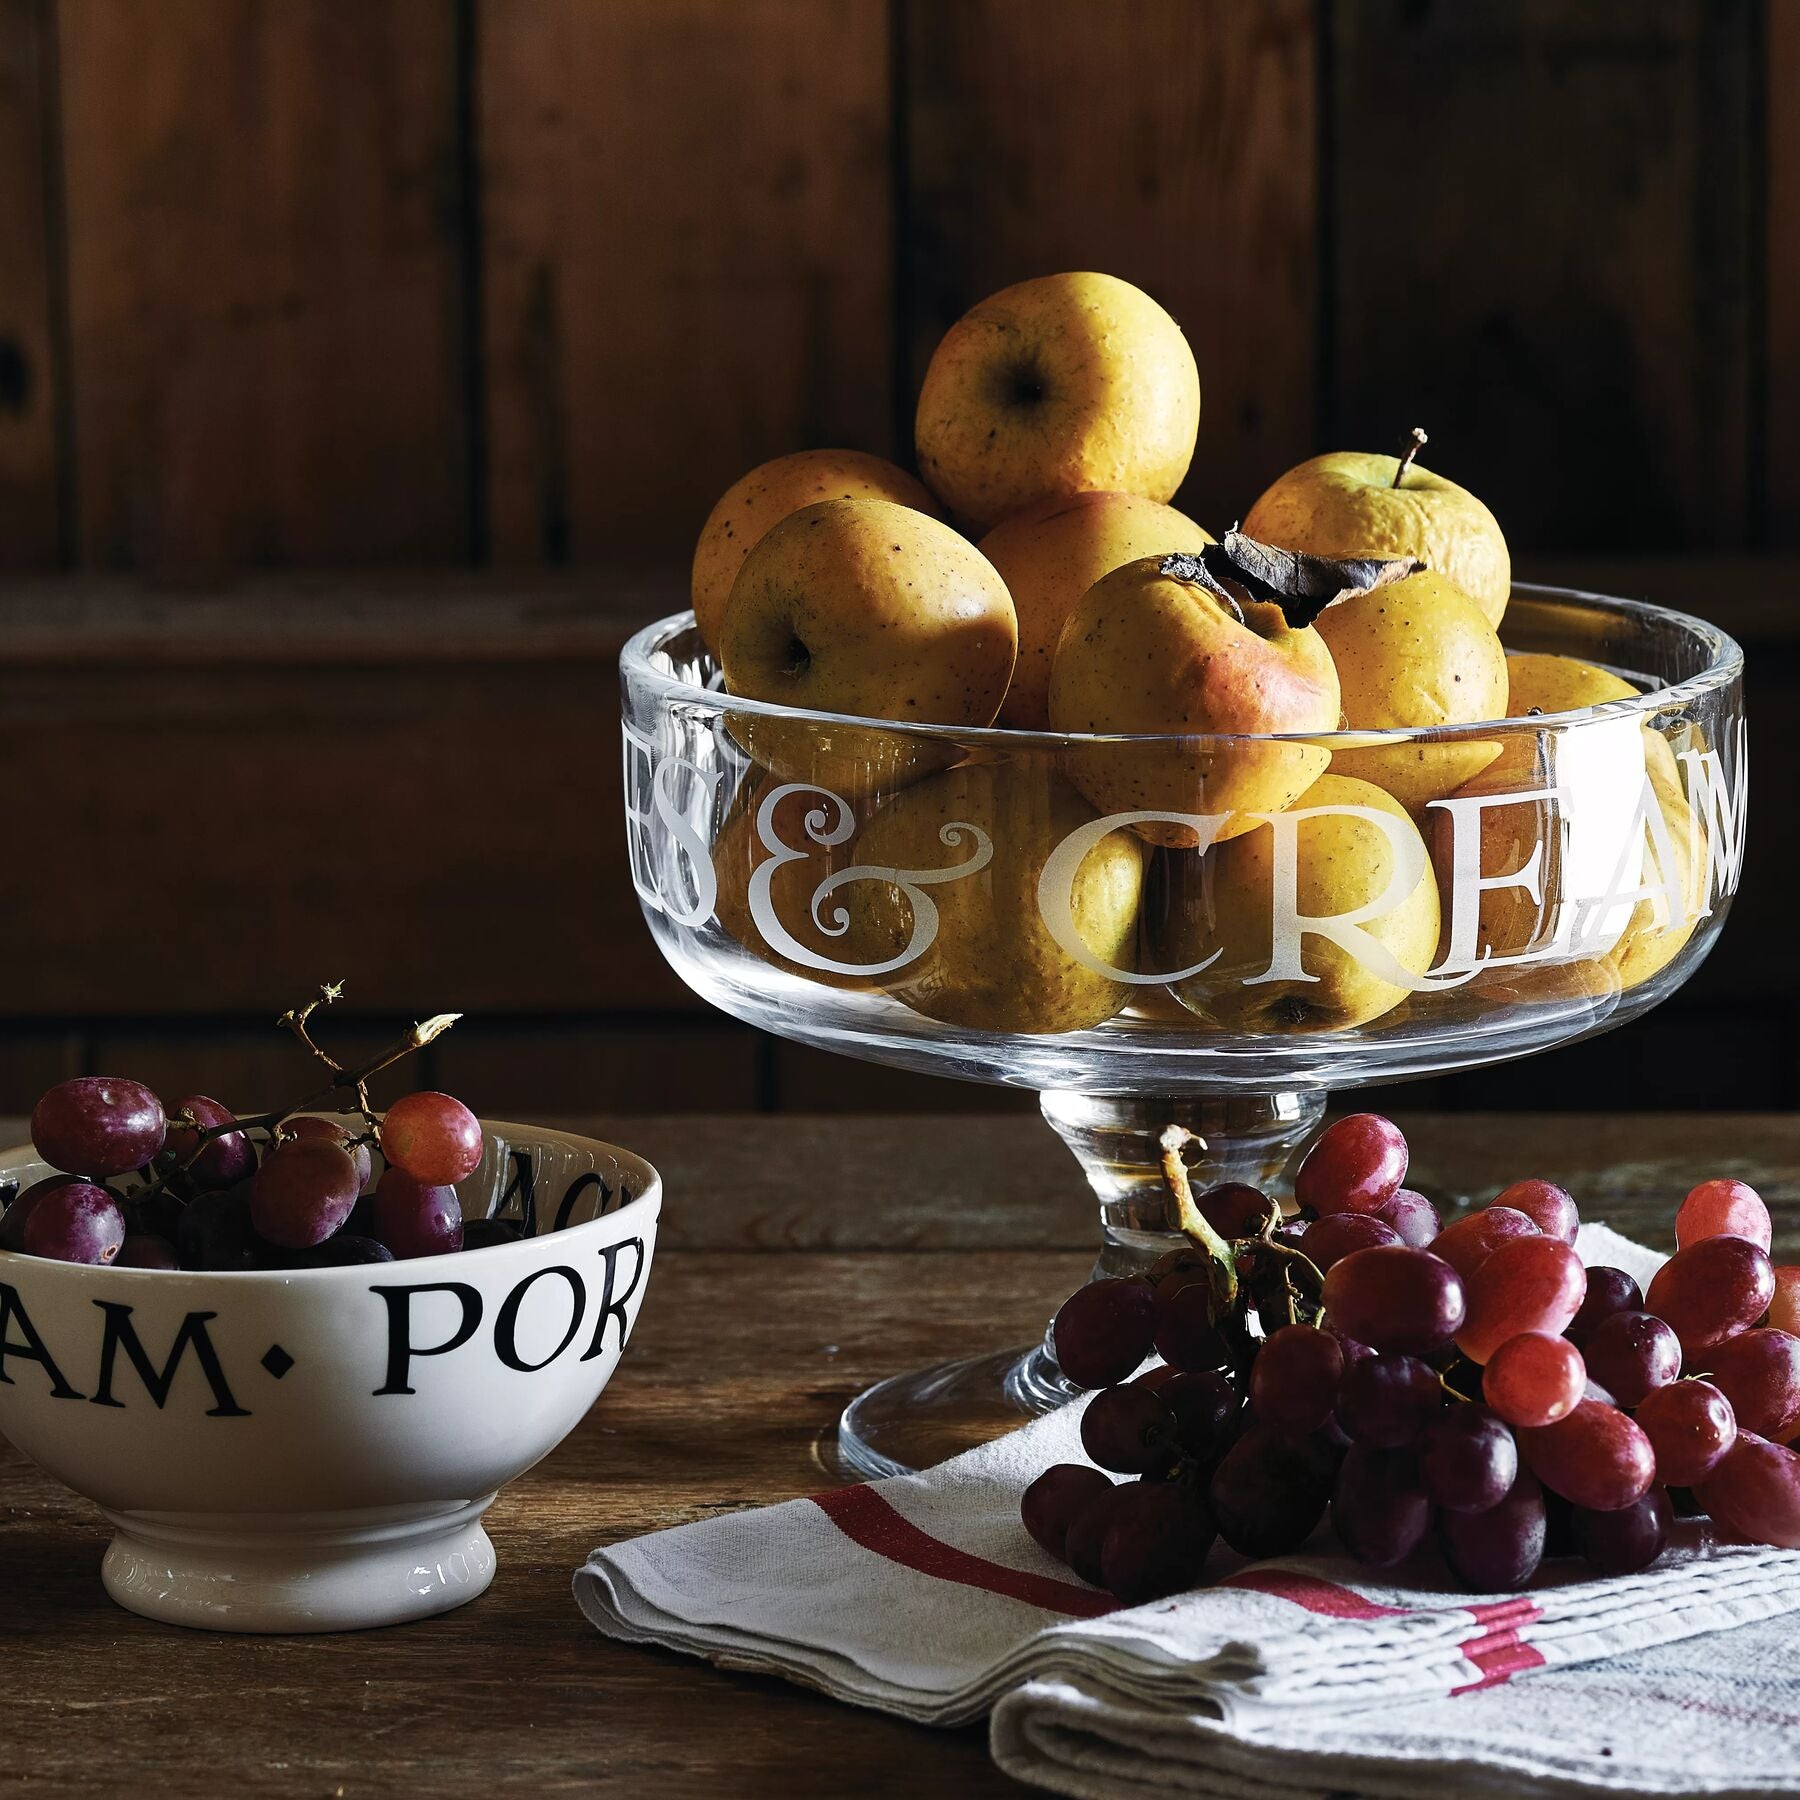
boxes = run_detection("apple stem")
[1392,426,1428,489]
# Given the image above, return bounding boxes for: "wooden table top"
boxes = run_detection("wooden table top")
[6,1110,1799,1797]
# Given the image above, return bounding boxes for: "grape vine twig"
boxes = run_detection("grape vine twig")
[120,989,462,1205]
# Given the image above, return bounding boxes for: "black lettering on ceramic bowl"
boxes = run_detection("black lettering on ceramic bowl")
[494,1266,585,1372]
[0,1282,82,1399]
[90,1301,248,1416]
[372,1236,649,1395]
[372,1281,483,1396]
[494,1147,538,1237]
[0,1287,247,1414]
[551,1172,635,1233]
[581,1238,645,1362]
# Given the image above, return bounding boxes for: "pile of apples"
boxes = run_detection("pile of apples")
[692,272,1700,1039]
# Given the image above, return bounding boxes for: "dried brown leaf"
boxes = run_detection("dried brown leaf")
[1164,531,1421,630]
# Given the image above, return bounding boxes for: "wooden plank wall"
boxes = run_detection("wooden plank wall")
[0,0,1787,1120]
[0,0,1772,560]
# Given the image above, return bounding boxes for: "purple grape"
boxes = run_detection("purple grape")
[1374,1187,1442,1248]
[462,1218,525,1250]
[1542,1486,1578,1557]
[1100,1481,1215,1604]
[1703,1328,1800,1441]
[284,1116,375,1191]
[178,1187,261,1271]
[1574,1485,1672,1576]
[1152,1280,1230,1373]
[1,1175,79,1251]
[1419,1404,1519,1513]
[1194,1182,1272,1237]
[1333,1444,1432,1567]
[1300,1211,1403,1272]
[164,1094,256,1189]
[22,1181,126,1264]
[1209,1422,1335,1557]
[1439,1469,1546,1591]
[1250,1323,1346,1435]
[1581,1310,1681,1407]
[1321,1247,1467,1356]
[120,1186,185,1244]
[116,1234,180,1270]
[1022,1464,1114,1562]
[251,1139,360,1250]
[1159,1369,1239,1460]
[1566,1266,1644,1345]
[1053,1277,1158,1388]
[372,1167,465,1260]
[1081,1384,1176,1474]
[31,1077,166,1178]
[1336,1353,1444,1448]
[1065,1483,1131,1586]
[286,1234,397,1268]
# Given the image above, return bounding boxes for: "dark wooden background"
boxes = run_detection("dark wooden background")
[0,0,1791,1122]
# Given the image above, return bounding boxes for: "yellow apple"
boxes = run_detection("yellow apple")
[1603,756,1705,991]
[1158,773,1440,1032]
[1242,446,1511,627]
[690,450,939,655]
[1505,651,1637,717]
[719,497,1017,792]
[834,762,1146,1034]
[711,776,875,992]
[1428,647,1700,997]
[1508,650,1686,787]
[1426,741,1559,975]
[1317,569,1508,812]
[914,273,1200,530]
[1047,553,1340,848]
[979,492,1214,730]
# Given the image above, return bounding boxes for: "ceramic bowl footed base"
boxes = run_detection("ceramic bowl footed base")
[0,1120,660,1634]
[100,1496,500,1633]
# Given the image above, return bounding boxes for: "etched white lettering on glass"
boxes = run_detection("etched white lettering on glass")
[742,783,993,977]
[1036,811,1227,983]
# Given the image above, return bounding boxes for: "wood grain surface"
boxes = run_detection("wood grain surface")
[56,0,472,574]
[902,0,1319,519]
[5,1109,1797,1795]
[0,0,1786,572]
[0,0,60,569]
[1328,0,1758,551]
[478,0,896,563]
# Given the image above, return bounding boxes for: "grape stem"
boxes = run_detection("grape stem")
[122,997,462,1205]
[1158,1125,1238,1312]
[1243,1233,1326,1331]
[279,983,350,1076]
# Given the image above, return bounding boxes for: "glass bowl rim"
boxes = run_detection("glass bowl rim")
[620,583,1744,749]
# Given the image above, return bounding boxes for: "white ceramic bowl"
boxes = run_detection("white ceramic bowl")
[0,1119,660,1633]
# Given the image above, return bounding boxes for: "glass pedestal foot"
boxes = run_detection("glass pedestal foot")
[835,1339,1076,1482]
[831,1090,1327,1481]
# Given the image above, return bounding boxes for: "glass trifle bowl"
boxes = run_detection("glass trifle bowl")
[620,586,1745,1478]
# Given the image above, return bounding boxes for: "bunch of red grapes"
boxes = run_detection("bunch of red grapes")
[0,1077,518,1270]
[1024,1114,1800,1606]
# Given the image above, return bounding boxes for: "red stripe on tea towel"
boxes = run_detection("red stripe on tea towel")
[1226,1570,1548,1694]
[1221,1567,1409,1620]
[1453,1599,1547,1693]
[811,1485,1118,1618]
